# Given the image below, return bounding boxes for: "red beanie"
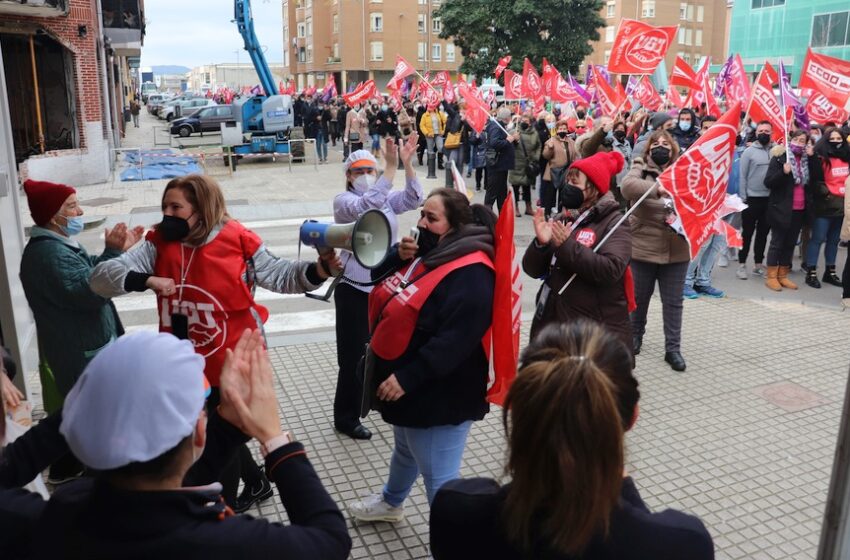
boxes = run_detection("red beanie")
[23,179,76,227]
[569,151,625,195]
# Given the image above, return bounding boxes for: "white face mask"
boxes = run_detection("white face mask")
[352,174,377,194]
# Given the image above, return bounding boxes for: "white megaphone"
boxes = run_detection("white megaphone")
[299,209,391,270]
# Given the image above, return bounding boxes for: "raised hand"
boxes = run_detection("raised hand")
[551,220,572,247]
[104,223,128,250]
[400,132,419,166]
[383,136,398,168]
[123,225,145,250]
[533,208,552,246]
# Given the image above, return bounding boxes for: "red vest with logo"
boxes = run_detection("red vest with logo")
[147,221,269,386]
[825,157,849,197]
[368,251,494,361]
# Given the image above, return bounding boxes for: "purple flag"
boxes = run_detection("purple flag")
[596,65,612,84]
[714,55,733,98]
[626,75,640,97]
[779,60,809,131]
[568,72,592,104]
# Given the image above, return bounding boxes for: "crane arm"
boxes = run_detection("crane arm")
[234,0,279,97]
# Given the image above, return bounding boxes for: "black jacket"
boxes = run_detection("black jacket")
[376,108,399,138]
[670,108,700,152]
[486,119,515,172]
[430,476,714,560]
[0,411,351,560]
[808,152,848,218]
[764,148,812,229]
[370,247,494,428]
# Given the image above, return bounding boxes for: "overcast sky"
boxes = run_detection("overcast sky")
[140,0,284,69]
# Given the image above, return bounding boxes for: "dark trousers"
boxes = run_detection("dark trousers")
[329,121,340,144]
[484,169,508,212]
[207,388,263,506]
[740,196,771,265]
[513,182,532,205]
[766,210,805,267]
[333,282,369,431]
[540,179,555,218]
[843,250,850,298]
[630,259,688,353]
[474,167,486,190]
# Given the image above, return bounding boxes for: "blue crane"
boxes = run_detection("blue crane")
[234,0,277,99]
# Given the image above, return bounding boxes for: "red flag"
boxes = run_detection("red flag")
[521,59,545,107]
[541,58,558,98]
[278,80,285,94]
[670,56,700,90]
[325,75,338,99]
[748,63,785,139]
[342,80,378,107]
[666,86,685,109]
[431,71,451,89]
[633,76,664,111]
[504,70,522,100]
[443,78,456,104]
[494,55,512,79]
[799,48,850,112]
[608,19,677,75]
[721,221,743,249]
[807,91,850,124]
[594,71,626,117]
[724,54,751,104]
[486,192,522,406]
[387,55,416,92]
[658,103,742,259]
[419,82,440,107]
[695,57,721,117]
[551,71,586,103]
[457,79,490,133]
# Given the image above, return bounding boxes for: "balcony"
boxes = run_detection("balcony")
[0,0,68,17]
[326,56,341,64]
[102,0,144,55]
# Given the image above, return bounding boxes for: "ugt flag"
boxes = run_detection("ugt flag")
[608,19,677,75]
[807,91,850,125]
[503,70,522,100]
[494,55,512,79]
[799,48,850,112]
[669,55,700,90]
[387,55,415,92]
[658,102,742,259]
[342,80,378,107]
[457,79,490,133]
[521,58,545,108]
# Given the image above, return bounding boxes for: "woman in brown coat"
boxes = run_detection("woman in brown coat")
[540,119,579,219]
[523,150,633,354]
[621,130,689,372]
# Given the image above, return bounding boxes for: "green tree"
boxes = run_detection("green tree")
[436,0,605,79]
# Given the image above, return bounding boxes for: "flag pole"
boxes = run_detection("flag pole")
[779,62,789,147]
[557,182,658,295]
[742,63,765,130]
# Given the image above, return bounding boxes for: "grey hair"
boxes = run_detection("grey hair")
[497,107,512,122]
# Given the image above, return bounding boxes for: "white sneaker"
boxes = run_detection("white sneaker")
[717,254,729,267]
[753,264,766,277]
[842,298,850,310]
[348,493,404,523]
[736,264,748,280]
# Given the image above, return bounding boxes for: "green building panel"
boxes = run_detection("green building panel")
[727,0,850,84]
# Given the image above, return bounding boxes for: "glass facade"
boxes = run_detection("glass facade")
[728,0,850,84]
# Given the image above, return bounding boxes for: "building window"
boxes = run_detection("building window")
[752,0,784,7]
[678,27,685,44]
[307,45,313,62]
[812,12,850,47]
[370,13,383,32]
[333,43,339,58]
[418,14,426,33]
[432,16,442,33]
[695,29,703,46]
[697,5,704,22]
[686,28,693,45]
[306,0,312,7]
[680,3,687,20]
[606,1,616,18]
[333,14,339,33]
[298,47,306,63]
[603,50,611,64]
[641,0,655,17]
[418,42,426,61]
[307,18,313,36]
[370,41,384,61]
[446,43,455,62]
[432,43,441,61]
[297,23,306,38]
[284,49,290,66]
[683,52,691,64]
[605,26,615,42]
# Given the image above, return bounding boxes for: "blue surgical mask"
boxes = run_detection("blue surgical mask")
[57,214,84,236]
[546,121,555,130]
[381,104,388,112]
[679,121,692,132]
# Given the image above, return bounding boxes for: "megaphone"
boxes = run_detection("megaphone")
[299,208,391,269]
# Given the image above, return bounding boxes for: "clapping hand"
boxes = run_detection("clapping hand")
[551,220,571,247]
[400,133,419,167]
[533,208,572,247]
[105,223,145,251]
[383,137,398,168]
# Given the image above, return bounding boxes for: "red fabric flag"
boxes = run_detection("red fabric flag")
[658,103,742,259]
[669,56,700,90]
[521,58,545,107]
[388,87,403,111]
[541,58,558,98]
[431,71,451,89]
[721,221,743,249]
[504,70,522,100]
[666,86,685,109]
[443,78,456,104]
[342,80,378,107]
[325,75,338,99]
[799,48,850,112]
[633,76,664,111]
[387,55,416,92]
[724,54,751,104]
[278,80,285,94]
[419,82,440,107]
[695,57,721,117]
[550,71,586,103]
[608,19,677,75]
[807,91,850,124]
[494,55,512,79]
[748,63,785,139]
[594,71,626,117]
[486,192,522,406]
[457,80,490,133]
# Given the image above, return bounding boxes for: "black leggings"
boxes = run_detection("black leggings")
[208,388,264,506]
[333,282,369,431]
[740,197,771,265]
[474,167,486,189]
[513,183,531,204]
[766,210,805,267]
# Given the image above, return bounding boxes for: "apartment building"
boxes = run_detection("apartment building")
[281,0,462,92]
[584,0,728,80]
[186,63,287,94]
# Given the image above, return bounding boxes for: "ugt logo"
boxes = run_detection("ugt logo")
[625,30,670,72]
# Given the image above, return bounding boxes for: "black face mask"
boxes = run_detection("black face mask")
[557,131,569,139]
[416,227,441,257]
[159,215,191,242]
[613,130,626,142]
[520,122,530,131]
[757,133,771,146]
[560,184,586,210]
[650,146,672,167]
[576,111,586,119]
[830,141,844,151]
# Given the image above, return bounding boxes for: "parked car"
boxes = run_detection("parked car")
[160,98,214,122]
[146,93,171,114]
[170,105,235,137]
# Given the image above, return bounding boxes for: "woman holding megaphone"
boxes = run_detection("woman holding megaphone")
[89,174,341,513]
[332,135,423,441]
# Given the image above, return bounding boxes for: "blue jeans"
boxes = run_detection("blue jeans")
[685,233,727,288]
[370,133,381,152]
[315,130,328,161]
[382,421,472,507]
[806,216,842,267]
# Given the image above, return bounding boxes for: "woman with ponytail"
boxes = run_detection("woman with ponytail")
[430,320,713,560]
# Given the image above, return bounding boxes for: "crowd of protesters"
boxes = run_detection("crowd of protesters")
[2,77,850,560]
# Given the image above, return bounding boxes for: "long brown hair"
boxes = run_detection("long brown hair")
[159,175,230,246]
[502,321,639,555]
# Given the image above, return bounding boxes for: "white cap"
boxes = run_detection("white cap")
[344,149,378,173]
[60,331,207,471]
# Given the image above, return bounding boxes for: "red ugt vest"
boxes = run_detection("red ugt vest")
[825,157,849,197]
[368,251,494,361]
[148,221,269,386]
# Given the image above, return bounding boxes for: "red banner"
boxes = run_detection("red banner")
[551,71,586,103]
[419,81,440,107]
[799,48,850,112]
[521,58,545,107]
[342,80,378,107]
[721,221,743,249]
[658,103,742,259]
[748,62,785,139]
[670,56,700,90]
[633,76,664,111]
[807,90,850,124]
[457,79,490,133]
[387,54,415,92]
[504,70,522,100]
[725,54,751,104]
[443,78,456,104]
[666,86,685,109]
[431,70,451,89]
[541,57,558,98]
[594,72,627,117]
[494,55,512,79]
[608,19,677,75]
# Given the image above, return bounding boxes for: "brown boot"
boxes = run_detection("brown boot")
[524,202,534,216]
[778,265,798,289]
[765,265,782,291]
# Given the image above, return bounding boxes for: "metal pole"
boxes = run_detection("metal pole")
[28,35,45,154]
